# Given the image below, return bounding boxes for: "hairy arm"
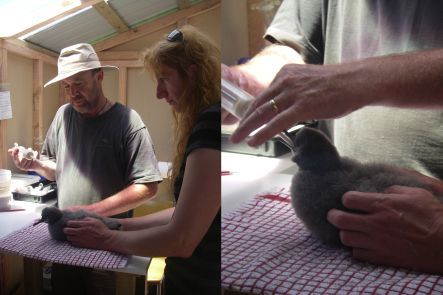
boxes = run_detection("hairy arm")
[8,148,56,181]
[71,182,158,217]
[231,48,443,145]
[222,44,304,124]
[65,148,220,258]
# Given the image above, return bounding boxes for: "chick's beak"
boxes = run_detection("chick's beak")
[33,218,44,226]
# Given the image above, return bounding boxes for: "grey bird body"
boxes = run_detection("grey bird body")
[290,127,433,246]
[34,207,121,241]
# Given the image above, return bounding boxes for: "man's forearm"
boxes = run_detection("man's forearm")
[80,183,158,217]
[348,48,443,109]
[240,44,305,88]
[33,159,56,181]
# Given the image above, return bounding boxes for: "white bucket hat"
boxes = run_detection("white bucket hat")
[44,43,118,87]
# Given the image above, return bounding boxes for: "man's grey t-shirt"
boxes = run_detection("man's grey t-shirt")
[265,0,443,179]
[41,103,162,214]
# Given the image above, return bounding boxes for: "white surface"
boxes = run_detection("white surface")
[221,152,297,214]
[11,173,41,192]
[0,199,50,238]
[222,173,293,214]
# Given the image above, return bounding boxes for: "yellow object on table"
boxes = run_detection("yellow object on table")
[146,257,166,295]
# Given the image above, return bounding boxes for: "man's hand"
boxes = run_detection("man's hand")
[8,147,38,171]
[221,64,266,125]
[327,186,443,274]
[230,63,368,146]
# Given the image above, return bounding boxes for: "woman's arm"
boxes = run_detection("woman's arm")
[65,148,220,258]
[119,207,175,230]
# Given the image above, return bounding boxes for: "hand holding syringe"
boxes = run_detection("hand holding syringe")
[221,78,297,152]
[13,142,38,160]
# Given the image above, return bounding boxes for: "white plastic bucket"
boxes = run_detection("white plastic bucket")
[0,169,11,195]
[0,169,11,209]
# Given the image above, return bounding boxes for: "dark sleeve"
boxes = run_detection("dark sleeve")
[264,0,326,64]
[185,103,221,157]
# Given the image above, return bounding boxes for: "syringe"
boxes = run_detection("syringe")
[221,78,297,152]
[14,143,38,160]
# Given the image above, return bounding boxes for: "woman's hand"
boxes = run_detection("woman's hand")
[64,217,116,251]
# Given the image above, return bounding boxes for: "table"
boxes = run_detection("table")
[222,151,296,214]
[0,199,150,295]
[221,152,443,295]
[222,151,295,295]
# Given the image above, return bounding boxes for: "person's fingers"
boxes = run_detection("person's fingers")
[245,109,296,146]
[66,220,90,228]
[221,63,230,77]
[341,191,390,213]
[241,81,281,119]
[339,230,372,249]
[384,185,428,195]
[63,227,77,234]
[221,109,239,125]
[327,208,370,231]
[230,100,277,144]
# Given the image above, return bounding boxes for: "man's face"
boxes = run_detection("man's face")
[61,70,102,114]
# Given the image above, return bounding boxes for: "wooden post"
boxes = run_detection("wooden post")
[0,45,7,169]
[33,59,44,152]
[118,66,127,105]
[247,0,282,56]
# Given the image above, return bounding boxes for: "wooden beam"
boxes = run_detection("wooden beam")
[0,46,7,169]
[11,0,105,38]
[178,0,191,9]
[102,60,143,68]
[247,0,281,56]
[32,60,44,152]
[118,67,127,105]
[177,18,188,27]
[97,51,140,61]
[93,0,221,52]
[93,1,129,33]
[1,39,57,65]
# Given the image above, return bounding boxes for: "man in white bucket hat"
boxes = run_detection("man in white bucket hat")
[9,43,163,294]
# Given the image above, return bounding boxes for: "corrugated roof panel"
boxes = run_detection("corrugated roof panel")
[25,7,116,53]
[109,0,178,27]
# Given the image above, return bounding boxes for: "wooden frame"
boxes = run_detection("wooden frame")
[0,44,8,169]
[0,0,221,169]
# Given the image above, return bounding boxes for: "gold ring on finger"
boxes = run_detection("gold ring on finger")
[269,99,279,114]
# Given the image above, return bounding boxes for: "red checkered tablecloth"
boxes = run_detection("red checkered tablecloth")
[0,222,128,269]
[222,187,443,294]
